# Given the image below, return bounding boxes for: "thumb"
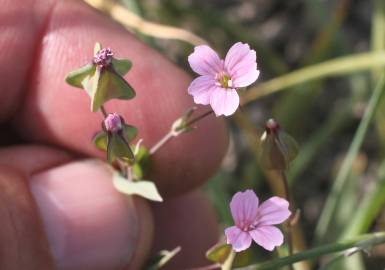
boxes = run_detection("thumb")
[0,166,54,270]
[0,146,153,270]
[30,160,153,270]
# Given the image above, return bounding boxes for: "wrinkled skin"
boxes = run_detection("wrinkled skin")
[0,0,228,269]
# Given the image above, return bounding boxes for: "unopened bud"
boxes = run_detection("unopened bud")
[94,47,113,67]
[171,107,197,136]
[104,113,123,133]
[258,119,298,171]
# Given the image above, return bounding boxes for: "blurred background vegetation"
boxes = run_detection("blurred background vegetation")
[87,0,385,269]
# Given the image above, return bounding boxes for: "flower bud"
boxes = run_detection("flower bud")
[93,47,113,67]
[258,119,298,171]
[104,113,123,133]
[171,107,197,136]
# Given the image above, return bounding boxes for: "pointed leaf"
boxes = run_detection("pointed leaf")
[90,68,136,112]
[94,42,102,55]
[123,124,138,142]
[206,244,232,264]
[93,130,108,151]
[65,64,95,89]
[132,146,151,180]
[113,173,163,202]
[112,58,132,76]
[107,133,134,163]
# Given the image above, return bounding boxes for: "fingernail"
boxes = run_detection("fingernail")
[30,160,138,270]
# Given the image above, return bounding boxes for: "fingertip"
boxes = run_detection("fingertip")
[30,159,153,270]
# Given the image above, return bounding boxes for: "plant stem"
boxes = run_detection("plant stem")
[240,51,385,105]
[149,109,214,155]
[149,131,174,155]
[281,171,294,270]
[185,109,214,126]
[251,232,385,270]
[100,105,108,118]
[188,264,220,270]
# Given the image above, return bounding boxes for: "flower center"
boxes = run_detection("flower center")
[215,72,233,89]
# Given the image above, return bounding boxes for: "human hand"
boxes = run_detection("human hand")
[0,0,227,269]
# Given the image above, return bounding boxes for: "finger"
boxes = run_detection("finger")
[0,166,55,269]
[151,190,219,269]
[2,0,228,196]
[0,145,72,175]
[30,159,153,270]
[0,146,153,270]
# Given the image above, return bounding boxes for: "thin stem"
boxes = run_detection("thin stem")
[185,109,214,126]
[281,171,294,270]
[149,131,174,155]
[149,109,214,155]
[187,264,220,270]
[100,105,108,118]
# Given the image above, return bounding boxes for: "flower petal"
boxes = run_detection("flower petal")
[230,190,259,228]
[249,226,284,251]
[210,87,240,116]
[188,45,223,76]
[187,75,216,105]
[225,226,252,252]
[224,42,259,88]
[257,196,291,226]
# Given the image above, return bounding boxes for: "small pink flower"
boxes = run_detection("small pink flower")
[225,190,290,252]
[104,113,123,133]
[187,42,260,116]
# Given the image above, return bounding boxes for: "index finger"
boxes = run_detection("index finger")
[1,0,228,196]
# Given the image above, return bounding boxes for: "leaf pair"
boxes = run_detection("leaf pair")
[65,42,135,112]
[93,124,138,163]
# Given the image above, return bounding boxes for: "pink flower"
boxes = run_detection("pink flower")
[225,190,290,252]
[187,42,260,116]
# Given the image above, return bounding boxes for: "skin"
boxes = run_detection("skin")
[0,0,228,269]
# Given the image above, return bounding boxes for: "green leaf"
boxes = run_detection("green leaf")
[90,68,136,112]
[315,75,385,241]
[65,64,95,89]
[113,173,163,202]
[144,246,181,270]
[93,130,108,151]
[112,58,132,76]
[206,244,231,265]
[206,243,253,268]
[107,133,134,163]
[132,146,151,180]
[123,124,138,142]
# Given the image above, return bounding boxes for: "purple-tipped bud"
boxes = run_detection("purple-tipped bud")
[265,119,280,135]
[258,118,298,171]
[104,113,123,133]
[94,48,113,67]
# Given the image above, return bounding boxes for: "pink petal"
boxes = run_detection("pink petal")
[230,190,259,228]
[225,226,252,252]
[188,45,223,76]
[187,75,216,105]
[209,87,240,116]
[256,196,291,226]
[224,42,259,88]
[249,226,284,251]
